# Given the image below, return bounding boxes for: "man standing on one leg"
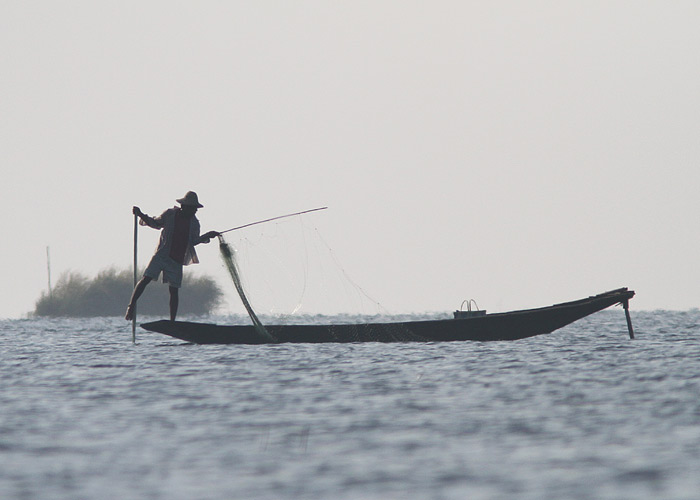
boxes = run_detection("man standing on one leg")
[125,191,219,321]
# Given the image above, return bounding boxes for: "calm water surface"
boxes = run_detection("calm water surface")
[1,310,699,499]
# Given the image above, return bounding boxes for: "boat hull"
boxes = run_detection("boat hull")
[140,288,635,345]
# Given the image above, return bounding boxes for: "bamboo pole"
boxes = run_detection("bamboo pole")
[132,213,138,343]
[219,207,327,234]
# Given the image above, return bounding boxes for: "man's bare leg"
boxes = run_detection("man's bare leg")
[169,286,179,321]
[125,276,153,320]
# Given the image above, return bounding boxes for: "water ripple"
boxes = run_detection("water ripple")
[0,311,699,499]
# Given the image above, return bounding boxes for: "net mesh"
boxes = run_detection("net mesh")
[217,224,432,344]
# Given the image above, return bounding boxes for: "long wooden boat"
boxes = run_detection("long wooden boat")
[140,287,635,344]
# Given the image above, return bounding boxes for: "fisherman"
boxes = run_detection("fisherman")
[125,191,219,321]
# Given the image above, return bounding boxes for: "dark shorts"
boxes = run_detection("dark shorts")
[144,254,183,288]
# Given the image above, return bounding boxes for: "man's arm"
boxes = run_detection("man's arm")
[133,206,164,229]
[195,230,221,245]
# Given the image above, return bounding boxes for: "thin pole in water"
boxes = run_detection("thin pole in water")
[46,246,52,298]
[219,207,328,235]
[623,299,634,339]
[132,213,138,343]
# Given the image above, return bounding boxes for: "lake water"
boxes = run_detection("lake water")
[1,310,699,499]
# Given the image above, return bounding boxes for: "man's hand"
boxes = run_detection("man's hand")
[132,206,143,217]
[203,231,220,240]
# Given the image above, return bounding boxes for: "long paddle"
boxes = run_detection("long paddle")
[132,213,138,343]
[218,207,328,234]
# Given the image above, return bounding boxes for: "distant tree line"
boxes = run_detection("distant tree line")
[34,268,223,317]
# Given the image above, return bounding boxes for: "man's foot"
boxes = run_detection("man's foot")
[125,304,135,321]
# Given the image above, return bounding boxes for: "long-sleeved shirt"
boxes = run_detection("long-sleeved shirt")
[140,207,210,265]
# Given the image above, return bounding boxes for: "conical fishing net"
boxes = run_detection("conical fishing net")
[218,235,276,342]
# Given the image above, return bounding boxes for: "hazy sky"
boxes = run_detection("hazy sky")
[3,1,700,319]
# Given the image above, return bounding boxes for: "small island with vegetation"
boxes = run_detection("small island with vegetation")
[34,268,223,317]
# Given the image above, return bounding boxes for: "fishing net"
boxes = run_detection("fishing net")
[218,235,276,342]
[243,218,387,315]
[216,217,433,343]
